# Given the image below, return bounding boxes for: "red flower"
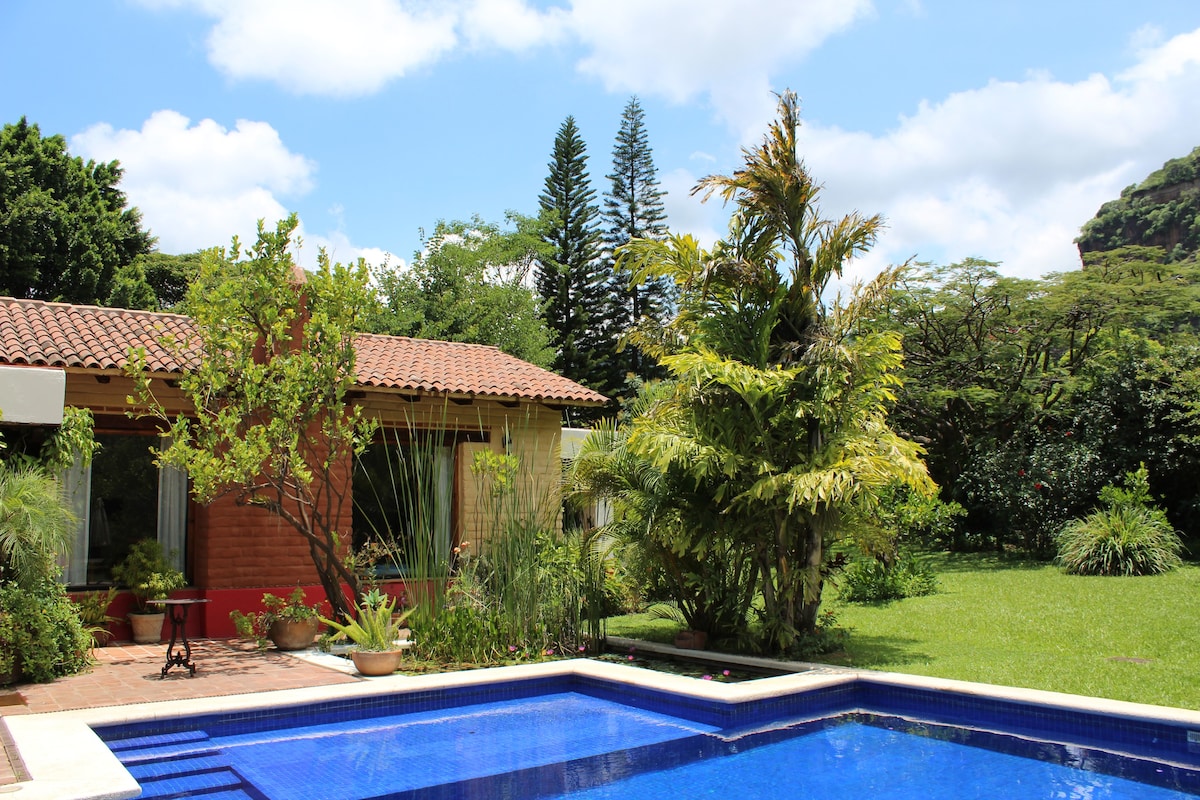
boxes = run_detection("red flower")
[1017,469,1025,477]
[1034,482,1043,490]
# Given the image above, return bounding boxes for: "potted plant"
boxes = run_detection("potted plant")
[230,586,323,650]
[321,588,413,676]
[74,587,119,647]
[111,540,186,643]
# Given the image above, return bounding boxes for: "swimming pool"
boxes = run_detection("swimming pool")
[84,664,1200,799]
[7,660,1200,799]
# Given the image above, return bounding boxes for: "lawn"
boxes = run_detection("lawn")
[610,553,1200,710]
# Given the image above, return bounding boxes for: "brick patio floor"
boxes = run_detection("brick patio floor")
[0,638,360,786]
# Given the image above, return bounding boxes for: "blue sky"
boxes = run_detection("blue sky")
[3,0,1199,284]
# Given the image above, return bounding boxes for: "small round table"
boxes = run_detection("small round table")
[147,598,211,678]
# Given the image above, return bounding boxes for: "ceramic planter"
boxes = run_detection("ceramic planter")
[351,649,403,676]
[673,630,708,650]
[129,612,165,644]
[268,617,319,651]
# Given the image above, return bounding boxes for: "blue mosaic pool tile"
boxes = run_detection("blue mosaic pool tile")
[856,680,1200,768]
[93,666,1200,800]
[137,767,243,798]
[127,754,231,781]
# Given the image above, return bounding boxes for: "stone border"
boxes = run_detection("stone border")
[5,659,1200,800]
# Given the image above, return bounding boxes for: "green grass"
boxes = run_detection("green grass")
[605,552,1200,710]
[604,613,680,644]
[826,552,1200,710]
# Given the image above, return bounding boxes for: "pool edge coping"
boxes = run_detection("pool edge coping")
[6,660,1200,800]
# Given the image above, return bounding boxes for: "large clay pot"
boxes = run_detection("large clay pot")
[129,612,165,644]
[351,649,403,676]
[268,617,320,651]
[673,629,708,650]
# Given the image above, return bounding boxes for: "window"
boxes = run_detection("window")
[352,430,453,577]
[60,433,187,586]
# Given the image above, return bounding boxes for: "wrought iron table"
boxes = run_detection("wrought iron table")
[148,598,210,678]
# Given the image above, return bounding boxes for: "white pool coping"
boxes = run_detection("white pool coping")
[5,659,1200,800]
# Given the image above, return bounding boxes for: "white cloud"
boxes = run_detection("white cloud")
[140,0,459,96]
[138,0,869,123]
[460,0,568,51]
[568,0,872,132]
[796,26,1200,279]
[73,110,315,253]
[73,110,394,269]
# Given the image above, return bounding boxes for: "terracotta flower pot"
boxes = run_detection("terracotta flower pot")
[268,617,319,651]
[673,630,708,650]
[129,612,165,644]
[351,649,403,676]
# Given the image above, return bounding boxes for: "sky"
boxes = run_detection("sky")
[2,0,1199,287]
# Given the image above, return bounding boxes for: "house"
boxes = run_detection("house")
[0,297,607,638]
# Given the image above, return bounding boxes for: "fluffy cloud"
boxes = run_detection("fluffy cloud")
[798,27,1200,279]
[568,0,871,133]
[72,110,314,252]
[138,0,866,121]
[136,0,457,96]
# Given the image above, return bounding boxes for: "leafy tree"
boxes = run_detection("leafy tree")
[369,213,555,368]
[537,116,609,392]
[602,97,673,389]
[619,92,932,652]
[128,215,376,621]
[880,250,1200,551]
[0,117,153,304]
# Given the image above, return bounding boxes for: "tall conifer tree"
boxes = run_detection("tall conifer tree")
[537,116,608,395]
[602,97,672,387]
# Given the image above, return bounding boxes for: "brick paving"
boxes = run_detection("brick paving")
[0,638,360,786]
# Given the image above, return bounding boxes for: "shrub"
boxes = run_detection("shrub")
[839,556,939,603]
[1056,506,1182,576]
[1055,466,1183,576]
[0,579,92,683]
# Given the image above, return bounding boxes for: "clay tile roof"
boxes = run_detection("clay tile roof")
[0,297,607,406]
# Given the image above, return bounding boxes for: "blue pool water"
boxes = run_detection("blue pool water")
[96,678,1200,800]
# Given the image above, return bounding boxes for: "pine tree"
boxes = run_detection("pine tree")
[537,116,609,395]
[602,97,672,388]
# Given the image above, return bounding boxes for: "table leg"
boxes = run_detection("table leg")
[160,604,197,678]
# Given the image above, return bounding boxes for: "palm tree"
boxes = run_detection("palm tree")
[617,92,932,652]
[0,463,74,587]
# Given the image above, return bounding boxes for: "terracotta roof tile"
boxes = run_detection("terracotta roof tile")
[0,297,607,406]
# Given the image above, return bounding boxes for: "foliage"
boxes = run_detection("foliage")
[127,215,376,621]
[839,556,939,603]
[613,91,933,654]
[601,96,673,391]
[230,586,323,648]
[537,115,610,397]
[1077,146,1200,261]
[111,539,185,613]
[368,213,555,367]
[469,442,588,654]
[73,587,119,644]
[567,406,758,642]
[0,117,153,305]
[0,578,93,683]
[877,252,1200,552]
[1056,466,1183,576]
[0,462,75,586]
[321,588,412,652]
[0,406,98,473]
[871,484,967,552]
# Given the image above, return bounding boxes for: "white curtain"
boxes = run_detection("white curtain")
[59,455,91,585]
[157,436,188,575]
